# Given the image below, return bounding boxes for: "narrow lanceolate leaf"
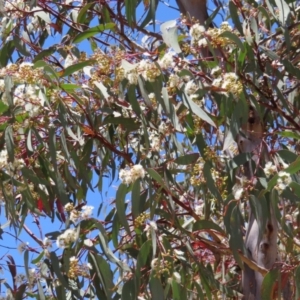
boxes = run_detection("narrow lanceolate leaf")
[274,0,290,25]
[5,125,14,163]
[73,23,115,43]
[147,168,165,186]
[15,284,26,300]
[261,268,280,299]
[49,252,68,288]
[161,87,181,131]
[219,31,244,50]
[24,250,29,285]
[37,281,46,300]
[49,127,57,172]
[193,220,225,235]
[266,156,300,192]
[229,1,243,35]
[62,60,95,77]
[122,278,136,300]
[160,20,181,53]
[182,93,216,128]
[26,128,34,152]
[150,276,164,300]
[116,183,131,235]
[295,266,300,299]
[174,153,199,165]
[89,253,114,299]
[131,179,141,219]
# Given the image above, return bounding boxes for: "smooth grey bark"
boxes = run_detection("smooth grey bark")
[176,0,209,24]
[237,109,278,300]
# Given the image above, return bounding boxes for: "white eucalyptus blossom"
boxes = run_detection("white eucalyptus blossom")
[264,161,277,177]
[275,171,292,194]
[56,228,78,249]
[190,24,205,43]
[119,164,145,184]
[17,242,28,254]
[158,51,175,69]
[184,80,198,99]
[173,272,181,283]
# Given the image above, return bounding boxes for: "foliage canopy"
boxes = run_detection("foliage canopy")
[0,0,300,299]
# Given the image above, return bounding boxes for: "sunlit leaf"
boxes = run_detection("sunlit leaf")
[73,23,116,43]
[160,20,181,53]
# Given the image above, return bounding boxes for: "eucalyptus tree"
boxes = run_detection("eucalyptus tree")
[0,0,299,299]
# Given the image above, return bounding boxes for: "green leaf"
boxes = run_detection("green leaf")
[33,46,56,62]
[250,17,259,44]
[5,125,14,163]
[219,31,244,50]
[174,153,199,165]
[127,84,141,116]
[60,83,81,92]
[131,179,141,219]
[0,101,8,115]
[147,168,165,186]
[261,268,279,299]
[274,0,290,25]
[122,278,136,300]
[203,162,223,203]
[37,281,46,300]
[32,8,51,23]
[182,93,216,128]
[161,87,181,131]
[49,252,68,288]
[229,1,243,35]
[49,127,57,172]
[62,60,95,77]
[277,150,297,162]
[94,81,110,100]
[0,41,15,67]
[103,116,140,132]
[160,20,181,53]
[150,276,164,300]
[31,251,44,265]
[13,35,30,56]
[54,172,69,205]
[89,253,114,299]
[295,265,300,299]
[140,0,159,29]
[116,183,131,235]
[44,65,59,82]
[26,128,34,152]
[73,23,115,43]
[193,220,225,235]
[77,2,95,24]
[266,156,300,192]
[125,0,137,27]
[24,250,29,284]
[249,195,268,242]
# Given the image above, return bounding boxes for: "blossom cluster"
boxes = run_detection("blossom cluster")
[211,68,243,96]
[56,228,78,249]
[119,164,146,185]
[64,203,94,223]
[68,256,92,279]
[275,171,292,194]
[263,161,277,177]
[4,0,30,18]
[189,21,234,49]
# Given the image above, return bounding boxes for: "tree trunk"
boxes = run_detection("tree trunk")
[176,0,209,24]
[237,109,278,300]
